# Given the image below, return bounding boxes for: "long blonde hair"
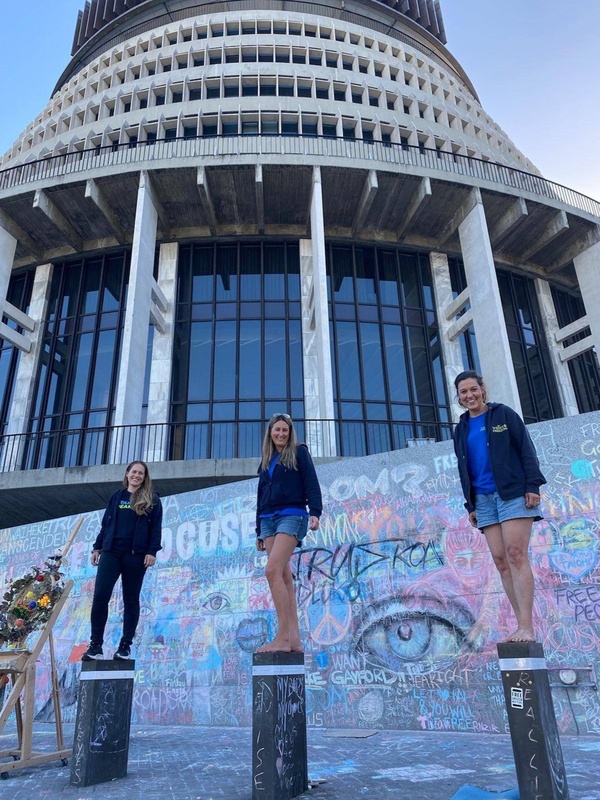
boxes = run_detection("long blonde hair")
[260,414,299,471]
[123,460,155,515]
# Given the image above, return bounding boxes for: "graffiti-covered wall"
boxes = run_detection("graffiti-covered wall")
[2,412,600,734]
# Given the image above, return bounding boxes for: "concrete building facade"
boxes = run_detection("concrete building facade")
[1,0,600,526]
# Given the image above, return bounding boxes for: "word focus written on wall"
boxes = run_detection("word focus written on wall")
[1,413,600,735]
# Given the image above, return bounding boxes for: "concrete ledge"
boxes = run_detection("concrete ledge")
[0,456,341,528]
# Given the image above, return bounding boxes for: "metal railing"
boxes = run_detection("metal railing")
[0,418,453,473]
[1,134,599,219]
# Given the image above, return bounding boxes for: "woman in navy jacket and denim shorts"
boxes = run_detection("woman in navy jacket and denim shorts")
[255,413,323,652]
[453,371,546,643]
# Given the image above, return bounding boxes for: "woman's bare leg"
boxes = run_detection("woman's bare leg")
[484,519,535,641]
[500,517,535,641]
[258,533,300,652]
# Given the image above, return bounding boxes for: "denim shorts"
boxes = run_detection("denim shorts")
[475,492,543,530]
[258,514,309,545]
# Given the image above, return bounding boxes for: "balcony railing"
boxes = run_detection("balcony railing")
[0,418,454,473]
[1,135,599,219]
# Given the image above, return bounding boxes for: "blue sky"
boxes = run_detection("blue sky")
[0,0,598,200]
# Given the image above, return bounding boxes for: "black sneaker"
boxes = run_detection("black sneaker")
[82,644,103,661]
[114,641,131,660]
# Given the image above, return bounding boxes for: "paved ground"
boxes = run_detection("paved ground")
[1,723,599,800]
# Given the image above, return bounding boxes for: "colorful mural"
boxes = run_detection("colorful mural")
[1,412,600,735]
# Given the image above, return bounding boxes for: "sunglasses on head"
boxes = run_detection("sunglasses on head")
[270,413,292,422]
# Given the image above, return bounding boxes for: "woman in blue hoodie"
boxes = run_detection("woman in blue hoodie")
[452,371,546,643]
[255,413,323,652]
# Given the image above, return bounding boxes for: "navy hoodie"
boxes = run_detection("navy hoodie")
[93,490,163,555]
[452,402,546,513]
[256,444,323,536]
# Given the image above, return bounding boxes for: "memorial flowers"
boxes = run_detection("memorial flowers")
[0,555,65,645]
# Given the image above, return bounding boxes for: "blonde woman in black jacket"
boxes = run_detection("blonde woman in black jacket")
[453,371,546,643]
[256,413,323,652]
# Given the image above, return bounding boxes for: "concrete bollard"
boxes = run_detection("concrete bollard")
[252,651,308,800]
[70,658,135,787]
[497,641,569,800]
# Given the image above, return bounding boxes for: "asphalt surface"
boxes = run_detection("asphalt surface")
[1,723,599,800]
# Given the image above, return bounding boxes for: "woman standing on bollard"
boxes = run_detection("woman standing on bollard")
[82,460,162,661]
[452,371,546,643]
[256,413,323,652]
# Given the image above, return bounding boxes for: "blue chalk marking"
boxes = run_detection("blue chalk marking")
[571,459,594,479]
[449,787,519,800]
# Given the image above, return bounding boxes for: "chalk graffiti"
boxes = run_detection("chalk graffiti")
[1,412,600,735]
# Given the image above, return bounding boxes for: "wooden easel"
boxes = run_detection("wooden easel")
[0,518,82,779]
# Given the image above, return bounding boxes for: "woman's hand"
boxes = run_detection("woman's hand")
[144,554,156,567]
[309,516,320,531]
[91,550,101,566]
[256,538,265,551]
[468,511,478,528]
[525,492,541,509]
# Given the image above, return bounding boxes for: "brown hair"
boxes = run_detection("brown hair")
[454,370,487,404]
[123,460,155,515]
[260,414,299,471]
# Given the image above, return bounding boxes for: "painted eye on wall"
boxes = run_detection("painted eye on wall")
[353,595,474,673]
[202,592,231,612]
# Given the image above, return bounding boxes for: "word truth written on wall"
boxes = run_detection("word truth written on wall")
[1,412,600,736]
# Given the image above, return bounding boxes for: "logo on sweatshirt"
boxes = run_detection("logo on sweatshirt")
[492,424,508,433]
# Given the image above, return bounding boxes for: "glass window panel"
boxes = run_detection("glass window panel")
[288,320,303,399]
[406,326,434,404]
[192,246,214,302]
[287,244,301,301]
[216,245,238,301]
[212,403,236,419]
[216,303,237,319]
[60,266,82,318]
[213,321,236,400]
[360,323,385,400]
[82,260,102,313]
[264,245,285,300]
[265,320,287,398]
[331,247,354,303]
[102,256,124,311]
[68,333,93,412]
[420,255,434,310]
[238,401,261,419]
[398,253,421,308]
[239,320,262,399]
[383,324,409,402]
[188,322,212,401]
[355,247,377,303]
[337,321,361,400]
[378,250,399,305]
[240,245,261,299]
[90,329,117,408]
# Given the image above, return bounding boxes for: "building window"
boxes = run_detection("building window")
[327,244,451,455]
[551,286,600,413]
[0,271,34,437]
[27,253,130,469]
[171,242,304,459]
[497,271,561,423]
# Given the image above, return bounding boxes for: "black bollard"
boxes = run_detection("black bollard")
[70,659,135,787]
[252,651,308,800]
[497,641,569,800]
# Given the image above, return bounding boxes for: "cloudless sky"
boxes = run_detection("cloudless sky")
[0,0,598,200]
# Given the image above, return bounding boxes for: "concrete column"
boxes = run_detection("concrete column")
[573,240,600,356]
[111,173,158,464]
[458,200,522,414]
[429,252,465,422]
[145,242,178,463]
[0,226,18,310]
[2,263,53,470]
[300,166,336,456]
[534,278,579,416]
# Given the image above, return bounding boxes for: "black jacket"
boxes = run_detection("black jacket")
[453,402,546,513]
[256,445,323,535]
[92,490,163,555]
